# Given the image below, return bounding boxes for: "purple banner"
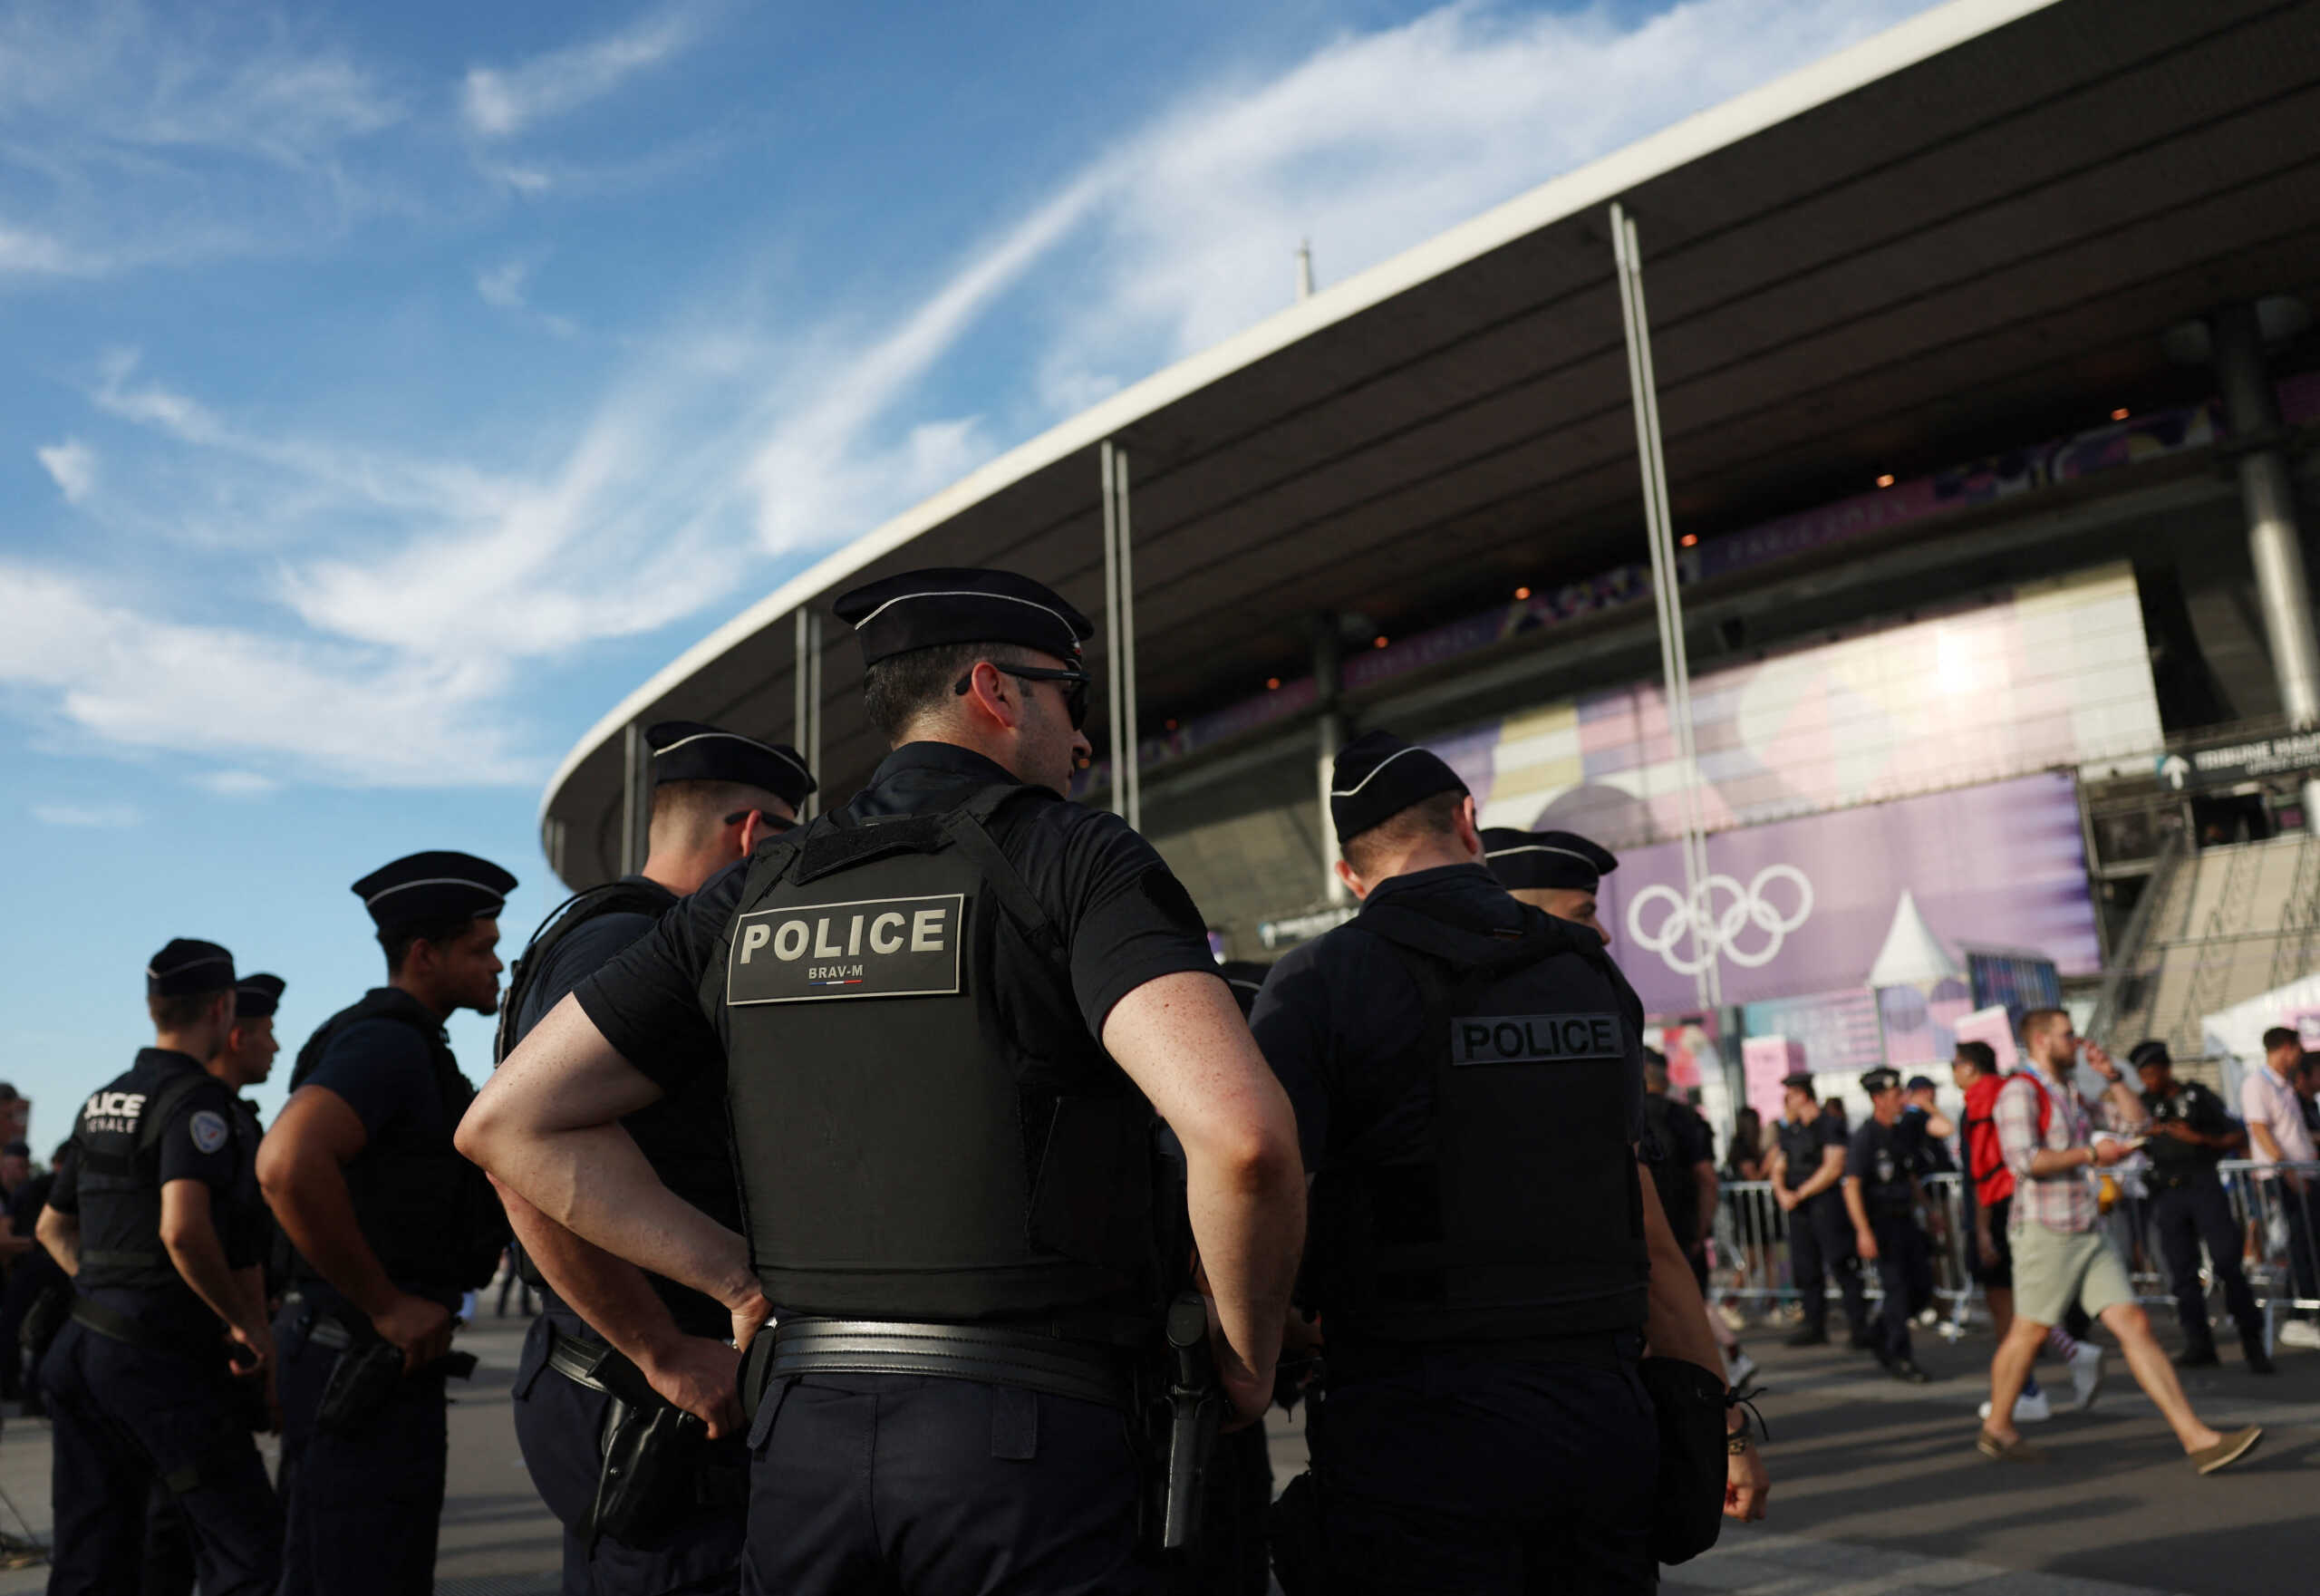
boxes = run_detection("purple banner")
[1597,772,2098,1014]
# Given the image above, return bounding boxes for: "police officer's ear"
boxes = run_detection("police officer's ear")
[1451,794,1484,863]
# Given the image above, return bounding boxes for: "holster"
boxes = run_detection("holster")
[316,1340,404,1436]
[1638,1356,1726,1565]
[1266,1471,1324,1596]
[586,1398,710,1550]
[20,1279,72,1357]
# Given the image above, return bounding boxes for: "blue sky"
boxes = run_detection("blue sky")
[0,0,1934,1134]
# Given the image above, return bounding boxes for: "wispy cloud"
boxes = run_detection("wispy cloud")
[35,439,96,503]
[193,770,279,798]
[462,3,712,138]
[32,800,141,827]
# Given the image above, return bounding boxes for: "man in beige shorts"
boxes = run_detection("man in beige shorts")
[1978,1009,2261,1475]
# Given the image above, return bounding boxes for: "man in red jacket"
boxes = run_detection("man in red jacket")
[1955,1041,2051,1421]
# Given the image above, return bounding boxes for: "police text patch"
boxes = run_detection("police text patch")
[1450,1013,1624,1066]
[727,893,965,1005]
[189,1109,230,1155]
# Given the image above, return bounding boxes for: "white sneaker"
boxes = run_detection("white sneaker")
[1915,1306,1939,1328]
[1980,1388,2053,1423]
[1725,1349,1758,1388]
[2278,1320,2320,1349]
[2070,1343,2105,1411]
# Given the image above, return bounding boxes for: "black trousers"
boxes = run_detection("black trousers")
[512,1310,747,1595]
[2151,1176,2263,1352]
[1289,1353,1658,1595]
[42,1320,281,1596]
[274,1301,450,1596]
[1789,1195,1869,1337]
[742,1371,1162,1595]
[1869,1216,1933,1359]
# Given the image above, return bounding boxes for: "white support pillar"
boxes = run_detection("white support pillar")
[619,722,651,879]
[794,608,823,821]
[1611,202,1718,1010]
[1314,616,1348,906]
[1101,441,1141,829]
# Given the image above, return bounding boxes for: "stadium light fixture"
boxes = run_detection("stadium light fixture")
[1373,635,1388,649]
[1513,586,1531,601]
[1679,534,1697,547]
[1266,677,1281,690]
[1876,473,1896,488]
[2111,407,2131,421]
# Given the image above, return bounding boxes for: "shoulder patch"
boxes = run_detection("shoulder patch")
[188,1109,231,1156]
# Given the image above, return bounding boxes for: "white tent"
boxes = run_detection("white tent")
[2203,973,2320,1113]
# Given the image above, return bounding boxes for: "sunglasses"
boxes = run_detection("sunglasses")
[953,663,1091,730]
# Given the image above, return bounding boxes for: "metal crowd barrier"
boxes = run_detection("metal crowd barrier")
[1708,1162,2320,1344]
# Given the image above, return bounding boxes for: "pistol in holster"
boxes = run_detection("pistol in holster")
[315,1332,478,1436]
[550,1327,742,1552]
[1141,1291,1224,1559]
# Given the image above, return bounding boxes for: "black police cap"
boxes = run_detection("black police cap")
[351,852,517,936]
[646,721,817,811]
[1861,1067,1903,1094]
[1904,1075,1937,1093]
[833,567,1092,669]
[235,973,285,1020]
[1482,827,1618,892]
[1780,1070,1815,1093]
[2129,1040,2172,1070]
[1329,730,1468,846]
[146,939,235,999]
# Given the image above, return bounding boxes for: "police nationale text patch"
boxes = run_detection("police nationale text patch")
[726,893,965,1006]
[188,1109,230,1155]
[1449,1013,1624,1066]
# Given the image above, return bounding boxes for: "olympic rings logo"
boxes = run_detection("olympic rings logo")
[1626,865,1814,974]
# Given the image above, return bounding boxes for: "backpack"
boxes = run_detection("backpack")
[1964,1071,2050,1206]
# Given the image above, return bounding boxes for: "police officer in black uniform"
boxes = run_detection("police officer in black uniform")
[499,720,812,1595]
[2132,1040,2270,1372]
[461,567,1306,1596]
[1482,826,1618,944]
[1767,1071,1871,1349]
[36,939,282,1595]
[1842,1069,1935,1383]
[258,855,517,1596]
[1251,732,1764,1593]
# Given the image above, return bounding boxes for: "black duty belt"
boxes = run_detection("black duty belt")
[545,1321,662,1410]
[69,1296,185,1354]
[768,1318,1132,1409]
[284,1291,362,1351]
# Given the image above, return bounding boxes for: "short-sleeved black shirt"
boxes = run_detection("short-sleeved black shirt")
[1897,1105,1955,1175]
[1246,864,1648,1173]
[1847,1117,1918,1221]
[1644,1092,1716,1243]
[575,741,1222,1095]
[2141,1079,2237,1182]
[1774,1112,1846,1200]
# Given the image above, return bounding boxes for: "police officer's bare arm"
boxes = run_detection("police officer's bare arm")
[259,1087,462,1371]
[1639,1156,1770,1520]
[157,1177,276,1371]
[1099,968,1306,1427]
[34,1204,78,1275]
[459,994,770,1349]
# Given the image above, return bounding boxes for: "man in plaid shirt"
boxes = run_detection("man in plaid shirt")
[1978,1009,2261,1474]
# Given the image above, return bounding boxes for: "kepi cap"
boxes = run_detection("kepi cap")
[1904,1074,1937,1093]
[647,721,816,812]
[1329,730,1467,846]
[148,939,235,999]
[1780,1071,1815,1094]
[235,973,285,1020]
[833,567,1092,669]
[351,852,516,936]
[1861,1067,1903,1094]
[1482,827,1618,892]
[2128,1040,2172,1070]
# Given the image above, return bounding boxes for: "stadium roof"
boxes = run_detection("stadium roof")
[542,0,2320,885]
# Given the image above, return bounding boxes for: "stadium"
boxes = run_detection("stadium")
[537,0,2320,1130]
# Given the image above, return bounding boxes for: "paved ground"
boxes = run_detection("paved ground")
[0,1315,2308,1592]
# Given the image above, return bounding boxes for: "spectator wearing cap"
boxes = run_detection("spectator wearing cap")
[494,719,811,1595]
[1766,1071,1872,1349]
[1482,827,1619,943]
[258,853,519,1596]
[2241,1027,2320,1349]
[2132,1040,2268,1371]
[1842,1069,1936,1381]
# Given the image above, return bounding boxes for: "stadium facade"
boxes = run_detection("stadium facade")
[539,0,2320,1126]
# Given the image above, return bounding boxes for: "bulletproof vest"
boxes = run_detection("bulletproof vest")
[71,1058,235,1295]
[708,783,1162,1326]
[1640,1093,1700,1244]
[1300,895,1651,1345]
[1775,1117,1829,1197]
[1857,1122,1915,1219]
[288,992,509,1294]
[495,877,681,1064]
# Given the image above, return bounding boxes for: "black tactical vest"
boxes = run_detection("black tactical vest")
[288,991,509,1294]
[707,783,1161,1326]
[72,1055,237,1297]
[1301,896,1651,1345]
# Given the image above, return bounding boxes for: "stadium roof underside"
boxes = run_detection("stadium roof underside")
[543,0,2320,887]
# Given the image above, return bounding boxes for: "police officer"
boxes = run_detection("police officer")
[1250,732,1764,1592]
[146,970,290,1596]
[257,855,517,1596]
[2132,1040,2270,1372]
[1481,826,1617,943]
[34,939,282,1594]
[1842,1069,1935,1383]
[499,720,812,1595]
[1766,1071,1872,1349]
[462,567,1306,1596]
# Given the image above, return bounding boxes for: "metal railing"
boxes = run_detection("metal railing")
[1710,1162,2320,1347]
